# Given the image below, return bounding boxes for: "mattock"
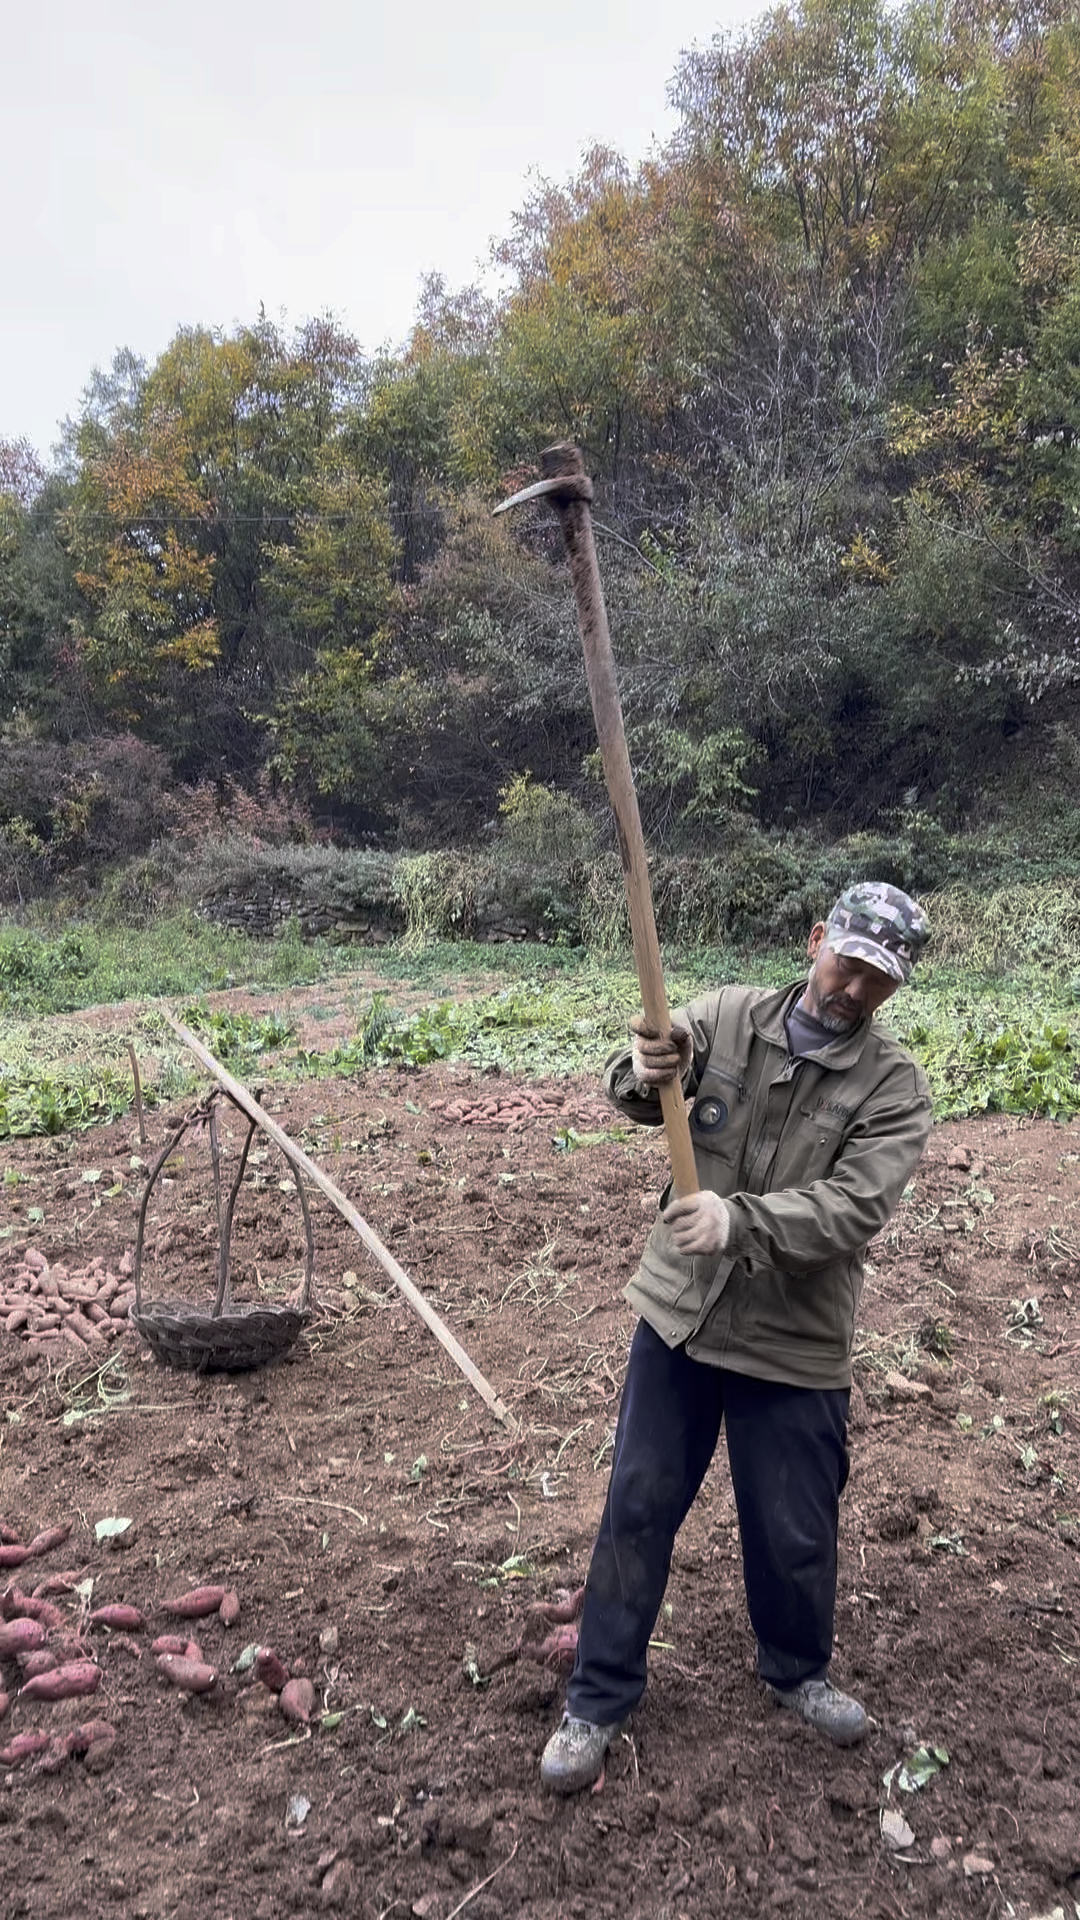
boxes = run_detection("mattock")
[495,443,698,1199]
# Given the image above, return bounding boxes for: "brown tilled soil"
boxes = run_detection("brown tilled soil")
[1,1014,1079,1920]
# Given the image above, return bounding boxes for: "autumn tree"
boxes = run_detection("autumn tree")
[62,391,219,736]
[885,4,1080,703]
[8,0,1080,848]
[58,319,396,786]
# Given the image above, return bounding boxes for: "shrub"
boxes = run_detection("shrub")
[0,734,175,885]
[392,852,479,949]
[172,772,316,848]
[919,883,1080,972]
[0,927,92,1009]
[0,819,49,906]
[172,838,400,918]
[497,773,599,863]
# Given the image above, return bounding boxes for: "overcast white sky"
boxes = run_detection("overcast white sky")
[5,0,759,464]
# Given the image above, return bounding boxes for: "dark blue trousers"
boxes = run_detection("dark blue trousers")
[566,1318,851,1726]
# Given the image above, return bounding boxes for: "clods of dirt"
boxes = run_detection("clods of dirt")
[1,1060,1079,1919]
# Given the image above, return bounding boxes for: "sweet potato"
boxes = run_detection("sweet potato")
[151,1634,191,1657]
[22,1599,67,1631]
[55,1279,100,1304]
[65,1309,106,1349]
[32,1571,85,1597]
[34,1735,74,1776]
[0,1527,23,1546]
[0,1691,9,1721]
[161,1585,227,1618]
[0,1731,52,1766]
[254,1647,290,1693]
[518,1624,580,1673]
[19,1659,101,1702]
[218,1589,240,1627]
[25,1339,62,1363]
[278,1677,315,1725]
[0,1617,47,1659]
[89,1604,145,1631]
[64,1718,117,1758]
[156,1653,217,1693]
[25,1523,73,1560]
[0,1546,30,1570]
[18,1651,58,1680]
[36,1720,115,1774]
[526,1584,586,1627]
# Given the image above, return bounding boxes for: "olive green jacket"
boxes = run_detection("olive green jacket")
[604,981,933,1390]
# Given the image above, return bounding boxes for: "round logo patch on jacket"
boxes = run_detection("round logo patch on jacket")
[691,1096,729,1134]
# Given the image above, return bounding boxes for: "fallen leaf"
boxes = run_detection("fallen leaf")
[881,1808,916,1851]
[889,1744,949,1792]
[962,1852,994,1877]
[94,1517,131,1542]
[285,1793,310,1829]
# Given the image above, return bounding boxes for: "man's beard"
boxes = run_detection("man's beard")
[814,998,861,1032]
[804,966,863,1032]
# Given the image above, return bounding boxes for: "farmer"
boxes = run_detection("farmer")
[540,882,933,1794]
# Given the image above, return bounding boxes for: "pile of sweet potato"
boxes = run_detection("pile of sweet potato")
[0,1519,116,1772]
[429,1089,610,1134]
[1,1513,322,1777]
[0,1249,137,1358]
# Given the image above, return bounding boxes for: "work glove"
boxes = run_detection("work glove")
[629,1014,693,1089]
[663,1190,731,1257]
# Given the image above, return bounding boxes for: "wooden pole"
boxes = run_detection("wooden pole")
[162,1014,516,1430]
[496,445,698,1197]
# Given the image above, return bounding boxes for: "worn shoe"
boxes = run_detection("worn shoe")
[766,1677,869,1747]
[540,1713,627,1795]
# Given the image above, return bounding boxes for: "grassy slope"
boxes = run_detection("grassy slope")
[2,912,1079,1142]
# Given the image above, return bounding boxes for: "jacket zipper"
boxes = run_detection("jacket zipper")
[710,1066,748,1102]
[745,1054,803,1187]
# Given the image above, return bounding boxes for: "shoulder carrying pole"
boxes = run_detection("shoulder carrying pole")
[163,1014,516,1429]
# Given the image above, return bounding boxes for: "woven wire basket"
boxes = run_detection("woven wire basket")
[128,1093,315,1374]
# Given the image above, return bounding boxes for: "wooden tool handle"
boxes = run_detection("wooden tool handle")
[537,446,698,1198]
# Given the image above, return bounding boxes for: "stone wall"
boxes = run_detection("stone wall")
[199,885,553,946]
[199,885,399,944]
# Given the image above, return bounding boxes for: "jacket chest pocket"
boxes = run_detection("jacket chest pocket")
[776,1105,848,1182]
[689,1066,751,1168]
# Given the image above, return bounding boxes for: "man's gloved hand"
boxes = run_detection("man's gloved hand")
[663,1190,731,1257]
[629,1014,693,1089]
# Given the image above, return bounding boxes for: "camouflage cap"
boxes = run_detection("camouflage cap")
[824,882,930,985]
